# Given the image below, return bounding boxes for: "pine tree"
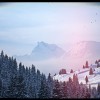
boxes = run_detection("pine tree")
[79,85,86,98]
[83,65,85,69]
[54,73,56,76]
[70,69,73,73]
[95,60,98,64]
[75,84,81,98]
[85,76,88,84]
[67,77,73,98]
[85,88,90,98]
[85,61,89,68]
[18,62,23,76]
[59,69,66,74]
[97,63,100,68]
[10,58,18,77]
[38,74,49,98]
[8,75,26,98]
[72,74,79,98]
[60,81,67,98]
[89,68,93,75]
[0,78,2,98]
[98,59,100,62]
[53,80,61,98]
[25,67,31,98]
[29,64,37,98]
[7,75,18,98]
[36,69,41,98]
[89,84,92,97]
[59,70,61,75]
[91,87,98,98]
[16,75,26,98]
[97,83,100,95]
[47,73,54,98]
[1,50,4,59]
[0,52,11,97]
[73,74,76,83]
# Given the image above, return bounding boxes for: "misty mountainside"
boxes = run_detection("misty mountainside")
[14,41,66,61]
[14,41,100,75]
[15,41,100,62]
[63,41,100,58]
[61,41,100,69]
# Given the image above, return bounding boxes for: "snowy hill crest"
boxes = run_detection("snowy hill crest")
[53,61,100,88]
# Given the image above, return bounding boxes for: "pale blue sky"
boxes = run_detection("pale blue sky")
[0,2,100,55]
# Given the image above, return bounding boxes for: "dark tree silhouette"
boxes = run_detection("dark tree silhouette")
[83,65,85,69]
[70,69,73,73]
[85,61,89,68]
[59,69,66,75]
[85,76,88,84]
[89,68,93,75]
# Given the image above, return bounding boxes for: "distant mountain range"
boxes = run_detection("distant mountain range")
[14,41,100,75]
[63,41,100,59]
[14,41,65,61]
[62,41,100,68]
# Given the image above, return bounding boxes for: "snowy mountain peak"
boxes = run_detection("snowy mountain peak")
[31,41,66,60]
[14,42,66,61]
[37,41,48,47]
[32,41,64,55]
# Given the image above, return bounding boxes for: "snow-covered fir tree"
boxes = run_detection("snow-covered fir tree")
[38,74,49,98]
[89,68,93,75]
[53,80,62,98]
[47,73,54,98]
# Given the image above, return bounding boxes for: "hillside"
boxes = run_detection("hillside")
[62,41,100,69]
[53,63,100,88]
[63,41,100,58]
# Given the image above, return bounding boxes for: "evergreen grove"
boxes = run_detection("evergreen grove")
[0,50,100,98]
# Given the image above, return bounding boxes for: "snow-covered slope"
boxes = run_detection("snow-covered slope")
[53,65,100,88]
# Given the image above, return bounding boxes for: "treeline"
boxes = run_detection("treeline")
[0,50,100,98]
[0,50,53,98]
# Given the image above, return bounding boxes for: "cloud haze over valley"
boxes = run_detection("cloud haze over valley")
[0,2,100,75]
[14,41,100,75]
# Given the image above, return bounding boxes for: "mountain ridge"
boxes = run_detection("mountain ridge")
[14,41,66,61]
[13,40,100,75]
